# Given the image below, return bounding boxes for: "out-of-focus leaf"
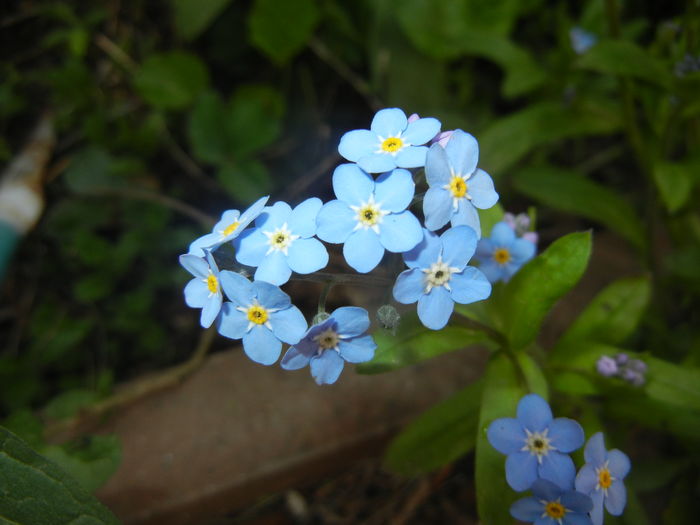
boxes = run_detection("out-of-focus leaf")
[2,410,44,450]
[42,435,121,492]
[134,51,209,110]
[64,147,125,193]
[217,160,270,203]
[226,84,285,157]
[628,458,688,493]
[606,394,700,440]
[517,351,548,398]
[645,357,700,411]
[0,427,119,524]
[653,161,694,213]
[188,91,229,164]
[477,203,505,239]
[172,0,233,40]
[384,380,483,476]
[500,231,592,350]
[662,477,696,525]
[512,165,645,248]
[43,389,99,421]
[248,0,320,64]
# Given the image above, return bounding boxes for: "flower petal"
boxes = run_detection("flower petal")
[280,346,311,370]
[449,267,492,305]
[179,254,209,278]
[417,286,454,330]
[254,280,291,310]
[254,250,292,286]
[184,279,209,307]
[270,305,307,345]
[468,169,499,209]
[487,417,525,454]
[344,229,384,273]
[216,302,249,340]
[588,489,605,525]
[395,145,428,168]
[607,449,631,479]
[259,201,292,229]
[316,200,355,243]
[441,225,477,267]
[338,334,376,363]
[574,463,598,495]
[605,480,627,515]
[478,260,505,283]
[374,168,414,212]
[505,451,539,492]
[564,513,595,525]
[358,153,397,173]
[402,228,441,269]
[561,489,594,514]
[332,163,374,206]
[200,293,222,328]
[403,117,441,145]
[425,143,451,186]
[530,479,564,501]
[510,496,543,522]
[289,197,322,237]
[287,237,328,274]
[242,325,282,365]
[338,129,378,162]
[583,432,607,465]
[539,451,576,490]
[188,232,221,256]
[549,418,585,453]
[423,186,453,231]
[393,268,425,304]
[517,393,553,432]
[445,129,479,176]
[219,271,255,305]
[380,211,423,253]
[310,351,345,385]
[451,200,481,238]
[331,306,370,337]
[239,195,270,229]
[511,238,536,263]
[234,228,269,267]
[370,107,407,137]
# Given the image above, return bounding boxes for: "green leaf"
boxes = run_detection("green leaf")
[248,0,320,64]
[653,161,694,213]
[217,160,271,203]
[65,147,125,193]
[577,39,672,88]
[188,91,230,164]
[384,380,483,476]
[645,357,700,411]
[42,435,121,492]
[226,85,285,157]
[500,231,592,350]
[477,203,505,239]
[516,351,548,398]
[172,0,233,40]
[511,165,645,248]
[43,389,99,421]
[134,51,209,110]
[0,426,119,524]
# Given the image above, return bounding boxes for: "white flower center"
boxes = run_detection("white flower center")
[263,222,299,256]
[313,327,343,354]
[350,194,388,234]
[521,428,556,464]
[422,256,461,294]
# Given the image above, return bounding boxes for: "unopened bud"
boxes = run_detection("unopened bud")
[312,311,331,325]
[377,304,400,334]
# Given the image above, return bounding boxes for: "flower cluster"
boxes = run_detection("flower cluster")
[179,107,507,383]
[488,394,630,525]
[475,216,537,283]
[597,353,647,386]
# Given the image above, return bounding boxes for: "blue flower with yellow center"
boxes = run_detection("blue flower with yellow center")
[511,479,593,525]
[179,250,223,328]
[475,221,536,283]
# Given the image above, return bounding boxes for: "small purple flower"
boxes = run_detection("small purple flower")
[575,432,630,525]
[281,306,377,385]
[475,221,536,283]
[511,479,593,525]
[179,250,223,328]
[596,356,618,377]
[487,393,585,491]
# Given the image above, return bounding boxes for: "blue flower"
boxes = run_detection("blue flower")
[487,393,585,491]
[188,195,269,256]
[392,226,491,330]
[233,198,329,285]
[280,306,377,385]
[423,130,498,235]
[570,27,597,55]
[575,432,630,525]
[511,479,593,525]
[179,250,223,328]
[338,108,441,173]
[316,164,423,273]
[216,271,307,365]
[475,221,536,283]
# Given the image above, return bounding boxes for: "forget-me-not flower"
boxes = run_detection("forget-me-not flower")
[570,27,597,54]
[316,164,423,273]
[234,198,329,285]
[510,479,593,525]
[281,306,377,385]
[475,221,536,283]
[423,130,498,236]
[575,432,630,525]
[392,226,491,330]
[487,393,585,491]
[189,195,269,256]
[179,250,223,328]
[338,108,441,173]
[216,271,307,365]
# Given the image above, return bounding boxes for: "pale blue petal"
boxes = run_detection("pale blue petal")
[316,200,356,243]
[607,449,631,478]
[475,238,494,260]
[417,286,454,330]
[332,163,374,206]
[562,490,594,514]
[605,480,627,515]
[242,325,282,365]
[213,209,241,232]
[451,200,481,238]
[564,513,593,525]
[238,195,270,229]
[357,153,397,174]
[449,267,492,304]
[425,143,451,186]
[539,452,576,491]
[280,346,311,370]
[589,490,604,525]
[445,130,479,176]
[184,279,208,307]
[393,269,424,304]
[374,169,414,212]
[254,250,292,285]
[517,394,553,432]
[254,280,291,310]
[216,302,248,340]
[549,418,585,453]
[403,117,440,145]
[270,305,307,344]
[441,225,477,267]
[344,229,384,273]
[487,417,526,454]
[583,432,607,465]
[575,463,598,495]
[506,451,538,491]
[531,479,564,501]
[331,306,370,337]
[287,237,328,274]
[338,129,378,161]
[395,145,428,168]
[310,350,345,385]
[370,108,407,137]
[219,271,255,305]
[479,260,505,283]
[260,201,292,229]
[423,186,453,231]
[188,233,221,256]
[180,254,209,278]
[510,497,543,522]
[380,211,423,253]
[289,197,322,237]
[200,293,222,328]
[402,228,441,269]
[338,335,376,363]
[469,169,499,209]
[511,238,536,263]
[234,229,268,267]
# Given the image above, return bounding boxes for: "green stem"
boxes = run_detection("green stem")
[317,281,333,314]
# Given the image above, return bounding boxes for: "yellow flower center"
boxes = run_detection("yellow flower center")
[493,248,511,265]
[357,204,380,226]
[314,328,340,351]
[598,467,612,489]
[448,175,467,198]
[222,221,240,237]
[381,136,403,153]
[206,274,218,294]
[247,305,268,325]
[544,501,566,519]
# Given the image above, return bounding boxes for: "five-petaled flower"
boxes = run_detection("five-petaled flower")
[216,271,307,365]
[234,198,329,285]
[316,164,423,273]
[188,195,269,256]
[487,393,585,491]
[280,306,377,385]
[510,479,593,525]
[423,129,498,236]
[338,108,441,173]
[575,432,630,525]
[392,226,491,330]
[475,221,536,283]
[179,250,223,328]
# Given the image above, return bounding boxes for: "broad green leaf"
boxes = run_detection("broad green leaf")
[477,203,505,239]
[516,351,548,398]
[0,426,119,524]
[606,393,700,440]
[134,51,209,110]
[248,0,320,64]
[226,85,285,157]
[645,357,700,411]
[511,165,645,248]
[217,160,271,203]
[42,435,121,492]
[556,276,651,350]
[188,91,230,164]
[549,342,619,395]
[653,161,694,213]
[172,0,233,40]
[500,231,592,350]
[577,39,672,88]
[65,147,125,193]
[384,380,483,476]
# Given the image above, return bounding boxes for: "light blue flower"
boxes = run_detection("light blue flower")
[423,129,498,236]
[233,198,329,285]
[570,27,597,54]
[216,271,307,365]
[280,306,377,385]
[392,226,491,330]
[575,432,630,525]
[487,393,585,492]
[188,195,269,256]
[338,108,441,173]
[316,164,423,273]
[179,250,223,328]
[511,479,593,525]
[475,221,536,283]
